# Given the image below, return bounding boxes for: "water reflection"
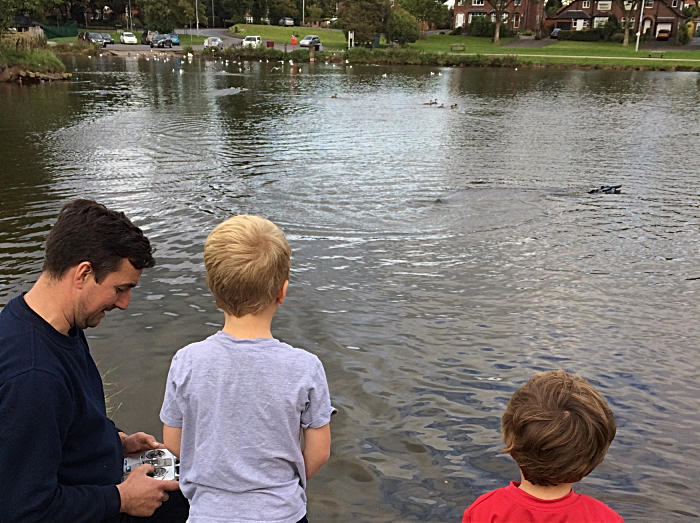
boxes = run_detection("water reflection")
[1,58,700,521]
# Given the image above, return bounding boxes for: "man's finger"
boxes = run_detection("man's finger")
[134,464,155,475]
[160,479,181,491]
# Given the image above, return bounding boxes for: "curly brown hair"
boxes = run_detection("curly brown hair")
[501,370,616,486]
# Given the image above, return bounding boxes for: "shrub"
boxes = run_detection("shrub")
[467,17,516,38]
[557,28,605,41]
[610,32,624,43]
[182,45,194,55]
[521,29,533,36]
[678,20,692,44]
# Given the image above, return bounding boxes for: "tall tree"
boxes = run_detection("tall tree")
[142,0,199,31]
[385,6,419,45]
[338,0,390,44]
[490,0,515,44]
[613,0,635,46]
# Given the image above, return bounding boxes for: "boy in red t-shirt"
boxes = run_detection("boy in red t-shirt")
[463,370,624,523]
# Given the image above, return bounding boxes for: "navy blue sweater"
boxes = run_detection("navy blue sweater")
[0,295,123,522]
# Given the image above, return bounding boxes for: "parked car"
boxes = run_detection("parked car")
[167,33,180,45]
[278,17,294,26]
[100,33,114,44]
[299,35,321,48]
[656,29,671,40]
[120,31,138,44]
[150,34,173,48]
[550,28,561,39]
[141,30,158,45]
[203,37,225,50]
[242,35,262,48]
[78,32,107,47]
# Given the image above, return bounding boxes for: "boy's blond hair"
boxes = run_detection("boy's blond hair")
[501,370,616,487]
[204,215,290,317]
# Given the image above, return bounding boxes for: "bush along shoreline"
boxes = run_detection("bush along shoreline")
[0,41,70,84]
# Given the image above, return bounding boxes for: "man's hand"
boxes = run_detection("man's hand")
[120,431,164,456]
[116,465,180,517]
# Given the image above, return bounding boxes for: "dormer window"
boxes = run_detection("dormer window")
[583,0,590,6]
[597,1,612,9]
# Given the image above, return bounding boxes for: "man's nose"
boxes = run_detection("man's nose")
[115,290,131,310]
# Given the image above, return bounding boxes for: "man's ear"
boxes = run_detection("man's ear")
[72,262,94,289]
[276,280,289,305]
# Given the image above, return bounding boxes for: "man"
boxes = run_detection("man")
[0,199,189,523]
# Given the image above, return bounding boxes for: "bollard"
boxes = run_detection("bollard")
[309,46,315,62]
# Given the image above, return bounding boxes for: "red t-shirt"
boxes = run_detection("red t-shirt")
[463,481,624,523]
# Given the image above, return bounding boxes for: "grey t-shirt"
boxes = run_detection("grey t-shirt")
[160,331,335,523]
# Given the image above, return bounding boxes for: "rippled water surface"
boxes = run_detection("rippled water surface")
[2,56,700,521]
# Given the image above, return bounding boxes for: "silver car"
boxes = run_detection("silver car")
[204,37,225,50]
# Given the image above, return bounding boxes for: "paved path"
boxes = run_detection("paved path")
[504,38,556,48]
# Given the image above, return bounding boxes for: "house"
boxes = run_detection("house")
[245,12,253,23]
[551,0,685,37]
[11,15,41,32]
[453,0,545,32]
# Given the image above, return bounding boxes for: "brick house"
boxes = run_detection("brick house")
[551,0,685,37]
[453,0,545,32]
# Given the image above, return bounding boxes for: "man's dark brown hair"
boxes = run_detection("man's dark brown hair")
[501,370,616,486]
[43,199,155,283]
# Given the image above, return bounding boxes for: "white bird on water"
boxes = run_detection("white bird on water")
[382,73,387,77]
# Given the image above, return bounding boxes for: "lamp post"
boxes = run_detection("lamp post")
[212,0,215,27]
[635,0,646,52]
[127,0,132,30]
[302,0,305,26]
[196,0,200,35]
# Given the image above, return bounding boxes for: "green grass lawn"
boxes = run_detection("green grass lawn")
[49,31,206,45]
[229,23,346,49]
[410,34,700,61]
[0,45,65,72]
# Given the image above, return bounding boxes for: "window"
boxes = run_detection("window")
[597,1,612,9]
[472,0,484,5]
[513,13,521,27]
[623,0,635,9]
[644,0,653,6]
[514,0,522,5]
[582,0,590,6]
[594,16,607,26]
[671,0,677,6]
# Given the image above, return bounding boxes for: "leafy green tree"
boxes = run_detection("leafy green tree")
[269,0,298,22]
[306,3,322,23]
[489,0,515,44]
[339,0,390,44]
[142,0,198,31]
[400,0,446,26]
[386,6,419,45]
[544,0,561,17]
[222,0,252,23]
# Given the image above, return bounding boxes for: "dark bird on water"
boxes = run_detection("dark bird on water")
[589,185,622,194]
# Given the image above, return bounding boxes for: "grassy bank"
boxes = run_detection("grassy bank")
[0,44,65,73]
[410,35,700,61]
[229,24,346,49]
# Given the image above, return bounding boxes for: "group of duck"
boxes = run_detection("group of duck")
[423,99,458,109]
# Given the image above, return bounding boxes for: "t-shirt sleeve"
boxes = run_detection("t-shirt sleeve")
[0,370,121,523]
[301,358,336,429]
[160,352,184,428]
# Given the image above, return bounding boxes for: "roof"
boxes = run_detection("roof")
[555,9,592,18]
[469,8,488,13]
[592,10,613,16]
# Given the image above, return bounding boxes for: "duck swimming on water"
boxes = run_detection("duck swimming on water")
[588,185,622,194]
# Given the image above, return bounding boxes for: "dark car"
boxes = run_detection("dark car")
[550,28,561,39]
[141,30,158,45]
[100,32,114,44]
[78,31,107,47]
[150,34,173,48]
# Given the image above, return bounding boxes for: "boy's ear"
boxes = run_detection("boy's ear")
[276,280,289,305]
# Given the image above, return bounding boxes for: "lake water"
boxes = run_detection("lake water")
[1,55,700,521]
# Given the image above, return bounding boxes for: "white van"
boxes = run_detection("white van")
[242,35,262,48]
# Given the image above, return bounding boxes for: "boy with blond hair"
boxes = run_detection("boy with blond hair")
[160,215,335,523]
[463,370,623,523]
